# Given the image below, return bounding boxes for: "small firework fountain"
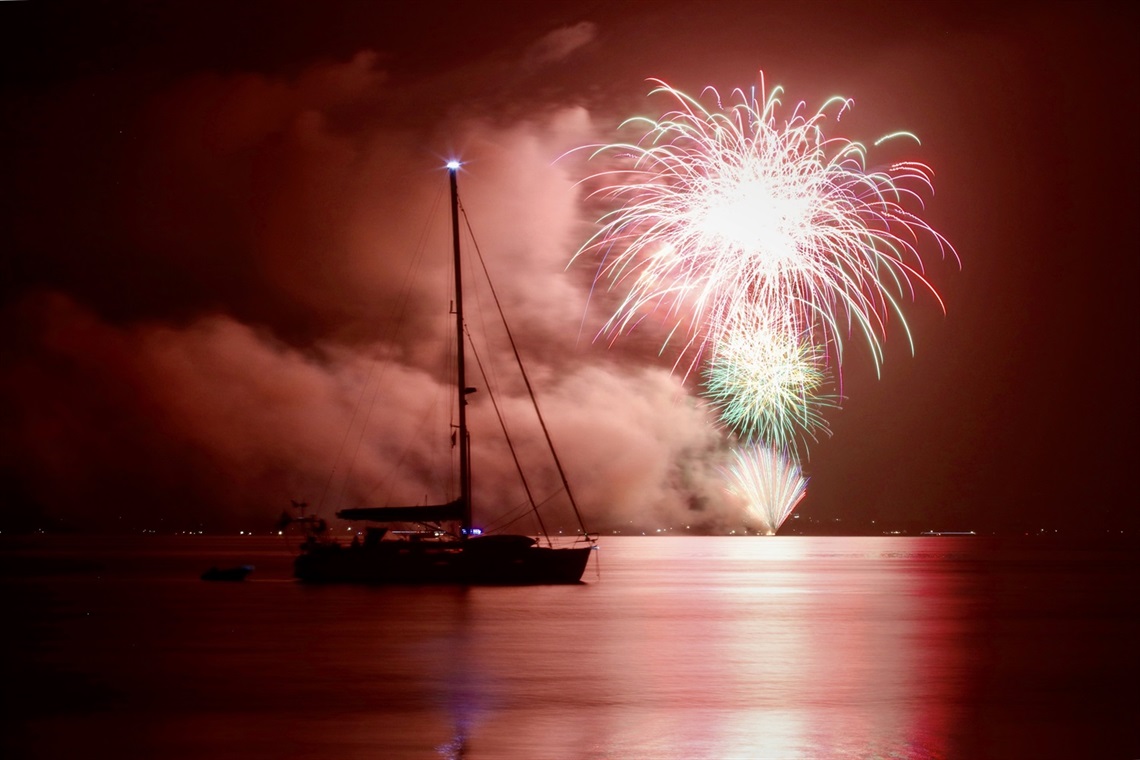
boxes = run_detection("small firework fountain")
[722,445,808,535]
[575,75,956,533]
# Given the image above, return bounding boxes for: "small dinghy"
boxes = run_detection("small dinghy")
[200,565,254,582]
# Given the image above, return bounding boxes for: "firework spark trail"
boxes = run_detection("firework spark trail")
[721,444,808,535]
[575,78,956,382]
[575,76,956,527]
[703,302,838,453]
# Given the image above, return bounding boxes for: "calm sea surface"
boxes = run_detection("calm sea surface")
[3,535,1137,760]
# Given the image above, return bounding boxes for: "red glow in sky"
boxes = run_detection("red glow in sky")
[0,1,1135,534]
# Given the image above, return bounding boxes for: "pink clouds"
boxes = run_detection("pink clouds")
[0,42,738,532]
[1,282,732,531]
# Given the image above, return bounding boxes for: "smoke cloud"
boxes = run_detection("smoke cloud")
[0,34,738,533]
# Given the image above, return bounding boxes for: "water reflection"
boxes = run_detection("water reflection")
[576,538,965,758]
[438,587,474,759]
[10,535,1133,759]
[342,538,970,759]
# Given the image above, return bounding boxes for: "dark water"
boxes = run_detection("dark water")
[3,535,1137,759]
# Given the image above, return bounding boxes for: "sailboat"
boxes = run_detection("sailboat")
[290,162,597,584]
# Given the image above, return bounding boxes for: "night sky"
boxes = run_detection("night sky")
[1,0,1136,535]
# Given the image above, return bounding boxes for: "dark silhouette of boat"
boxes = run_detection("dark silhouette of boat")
[201,565,254,582]
[287,163,596,584]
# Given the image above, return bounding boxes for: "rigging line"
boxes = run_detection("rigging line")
[482,481,569,529]
[459,205,593,538]
[332,349,389,513]
[457,209,508,437]
[464,322,553,546]
[324,181,448,514]
[481,495,541,533]
[486,507,592,546]
[316,344,379,516]
[482,485,577,535]
[485,508,541,535]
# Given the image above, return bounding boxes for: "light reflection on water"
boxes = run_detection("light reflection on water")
[4,535,1137,759]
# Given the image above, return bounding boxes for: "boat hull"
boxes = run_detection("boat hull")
[293,538,593,585]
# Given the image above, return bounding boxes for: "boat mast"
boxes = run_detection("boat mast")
[448,162,472,535]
